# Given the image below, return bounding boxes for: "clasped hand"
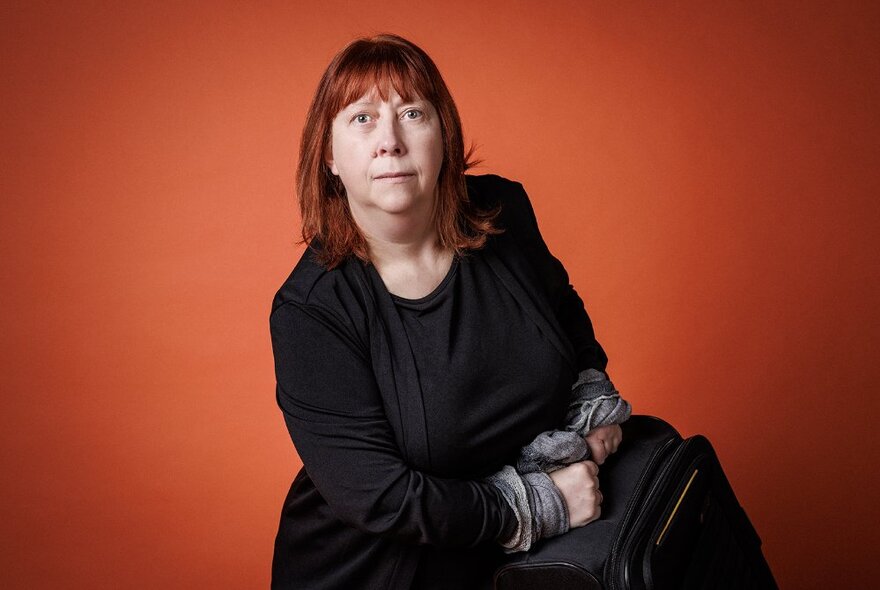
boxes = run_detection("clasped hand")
[548,424,623,527]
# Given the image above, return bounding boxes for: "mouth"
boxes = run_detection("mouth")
[374,172,416,180]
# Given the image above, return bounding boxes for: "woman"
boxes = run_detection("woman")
[270,34,629,589]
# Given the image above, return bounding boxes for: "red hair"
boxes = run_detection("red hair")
[296,33,501,268]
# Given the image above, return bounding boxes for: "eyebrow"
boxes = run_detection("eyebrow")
[346,97,427,110]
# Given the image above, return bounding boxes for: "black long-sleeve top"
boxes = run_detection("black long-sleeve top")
[269,174,608,589]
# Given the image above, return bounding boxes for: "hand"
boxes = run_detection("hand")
[548,460,602,528]
[584,424,623,465]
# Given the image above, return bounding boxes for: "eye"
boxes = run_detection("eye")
[352,113,372,124]
[403,109,423,120]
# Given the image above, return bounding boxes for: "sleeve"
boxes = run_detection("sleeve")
[504,180,609,374]
[270,300,516,548]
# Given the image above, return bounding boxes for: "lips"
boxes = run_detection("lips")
[374,172,415,179]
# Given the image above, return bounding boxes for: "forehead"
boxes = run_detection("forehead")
[332,64,429,115]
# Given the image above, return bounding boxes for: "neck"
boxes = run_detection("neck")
[365,226,448,271]
[351,202,455,297]
[363,226,455,300]
[349,198,444,267]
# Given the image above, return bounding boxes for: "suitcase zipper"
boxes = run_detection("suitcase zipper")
[655,468,699,546]
[606,436,679,590]
[632,438,711,590]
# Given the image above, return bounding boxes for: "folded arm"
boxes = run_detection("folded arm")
[271,301,516,548]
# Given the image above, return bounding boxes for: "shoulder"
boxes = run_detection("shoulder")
[466,173,528,210]
[272,245,335,310]
[465,173,542,238]
[270,246,371,352]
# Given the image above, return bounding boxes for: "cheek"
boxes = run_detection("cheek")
[426,130,444,172]
[329,122,363,174]
[332,142,365,178]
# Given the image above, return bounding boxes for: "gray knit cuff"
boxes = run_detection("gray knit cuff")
[515,371,631,473]
[485,466,571,552]
[565,369,631,436]
[516,430,589,474]
[485,465,533,552]
[522,471,570,540]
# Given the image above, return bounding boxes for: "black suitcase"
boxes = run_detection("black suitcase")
[493,416,777,590]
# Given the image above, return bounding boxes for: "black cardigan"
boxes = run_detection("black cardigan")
[269,174,607,589]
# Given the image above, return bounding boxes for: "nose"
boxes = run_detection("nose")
[373,118,406,157]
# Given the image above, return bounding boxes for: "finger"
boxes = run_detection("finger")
[586,437,608,465]
[588,505,602,524]
[613,425,623,448]
[605,435,618,455]
[595,488,603,505]
[610,437,621,454]
[605,426,622,454]
[582,460,599,476]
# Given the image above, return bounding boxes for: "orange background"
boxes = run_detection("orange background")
[2,1,878,588]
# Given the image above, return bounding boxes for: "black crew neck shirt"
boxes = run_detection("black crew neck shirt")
[383,250,572,479]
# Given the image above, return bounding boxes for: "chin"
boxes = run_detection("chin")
[378,202,420,216]
[373,191,429,215]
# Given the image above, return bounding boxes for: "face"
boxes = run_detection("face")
[326,87,444,227]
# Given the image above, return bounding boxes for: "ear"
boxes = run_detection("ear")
[324,147,339,176]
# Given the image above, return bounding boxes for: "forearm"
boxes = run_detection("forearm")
[487,465,569,552]
[516,370,631,474]
[280,402,514,548]
[565,368,631,435]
